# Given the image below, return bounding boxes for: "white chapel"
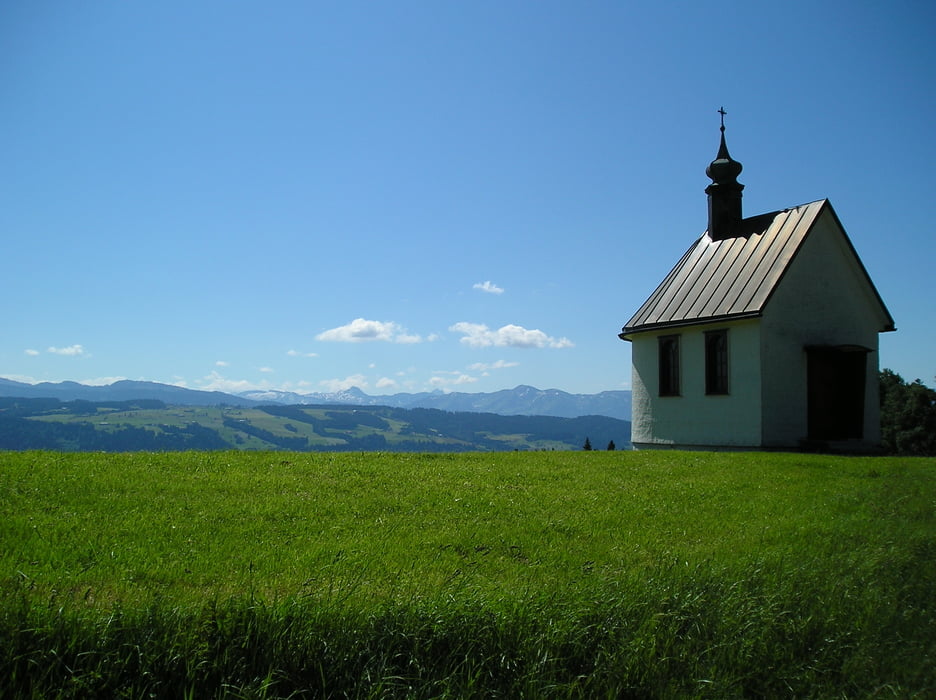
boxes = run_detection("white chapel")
[619,116,895,451]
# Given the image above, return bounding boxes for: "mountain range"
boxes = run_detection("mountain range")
[239,385,631,420]
[0,378,256,407]
[0,378,631,420]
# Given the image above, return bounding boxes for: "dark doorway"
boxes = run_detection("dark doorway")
[807,347,867,440]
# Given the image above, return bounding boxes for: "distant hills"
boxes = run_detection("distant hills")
[0,397,630,453]
[0,378,631,420]
[239,384,632,420]
[0,378,255,407]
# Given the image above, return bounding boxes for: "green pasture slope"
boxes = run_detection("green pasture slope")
[1,450,933,698]
[6,400,626,452]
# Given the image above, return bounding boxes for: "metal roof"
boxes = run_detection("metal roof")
[620,199,895,336]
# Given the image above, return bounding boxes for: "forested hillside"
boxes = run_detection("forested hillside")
[0,397,629,452]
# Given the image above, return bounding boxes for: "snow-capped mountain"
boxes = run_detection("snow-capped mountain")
[237,385,631,420]
[0,377,631,420]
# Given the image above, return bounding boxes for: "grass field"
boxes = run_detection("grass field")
[1,450,934,698]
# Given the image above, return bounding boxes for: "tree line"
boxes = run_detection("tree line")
[879,369,936,456]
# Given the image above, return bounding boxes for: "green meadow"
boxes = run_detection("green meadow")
[1,450,934,698]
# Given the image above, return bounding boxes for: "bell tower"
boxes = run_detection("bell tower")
[705,108,744,240]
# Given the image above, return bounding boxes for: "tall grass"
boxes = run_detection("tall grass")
[1,450,933,697]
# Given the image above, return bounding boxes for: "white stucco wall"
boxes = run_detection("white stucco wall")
[760,208,888,447]
[629,319,762,447]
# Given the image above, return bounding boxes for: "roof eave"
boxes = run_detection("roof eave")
[619,311,763,340]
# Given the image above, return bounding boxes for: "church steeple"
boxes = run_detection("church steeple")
[705,108,744,240]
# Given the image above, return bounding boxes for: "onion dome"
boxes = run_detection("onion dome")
[706,126,743,185]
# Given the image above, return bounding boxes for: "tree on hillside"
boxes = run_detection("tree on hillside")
[880,369,936,456]
[607,440,616,451]
[583,437,592,451]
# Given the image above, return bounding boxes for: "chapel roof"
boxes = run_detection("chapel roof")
[620,198,896,336]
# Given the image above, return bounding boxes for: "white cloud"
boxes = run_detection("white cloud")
[467,360,520,372]
[449,323,574,349]
[180,372,355,395]
[81,376,128,386]
[376,377,398,389]
[2,374,39,384]
[259,367,274,373]
[197,371,268,394]
[48,344,85,356]
[216,360,230,367]
[429,374,478,389]
[24,349,39,357]
[473,281,504,295]
[319,374,368,392]
[316,318,424,344]
[287,349,318,358]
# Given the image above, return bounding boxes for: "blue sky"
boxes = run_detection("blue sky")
[2,1,934,396]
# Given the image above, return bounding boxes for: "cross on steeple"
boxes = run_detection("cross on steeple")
[718,106,727,131]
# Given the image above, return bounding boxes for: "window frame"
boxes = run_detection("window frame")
[658,334,681,397]
[704,329,730,395]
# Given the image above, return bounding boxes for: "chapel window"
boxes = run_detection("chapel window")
[705,329,729,395]
[658,335,681,396]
